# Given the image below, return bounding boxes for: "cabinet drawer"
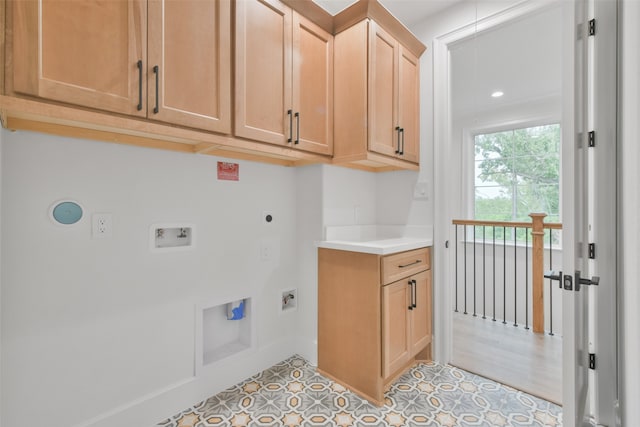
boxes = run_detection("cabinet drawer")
[382,247,430,285]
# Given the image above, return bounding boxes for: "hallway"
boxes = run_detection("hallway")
[451,312,563,405]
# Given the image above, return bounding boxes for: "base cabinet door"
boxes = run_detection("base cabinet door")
[410,270,431,356]
[382,279,412,378]
[12,0,147,116]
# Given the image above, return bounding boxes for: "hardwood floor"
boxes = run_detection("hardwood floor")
[450,311,563,405]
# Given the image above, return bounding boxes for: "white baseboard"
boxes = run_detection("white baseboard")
[75,338,297,427]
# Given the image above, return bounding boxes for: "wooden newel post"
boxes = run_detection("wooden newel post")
[529,213,546,333]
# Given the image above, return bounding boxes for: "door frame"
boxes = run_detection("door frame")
[432,0,558,365]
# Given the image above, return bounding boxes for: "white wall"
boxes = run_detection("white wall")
[294,165,323,364]
[619,0,640,423]
[0,130,300,427]
[322,165,377,226]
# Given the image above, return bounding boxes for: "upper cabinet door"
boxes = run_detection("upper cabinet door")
[398,45,420,164]
[235,0,292,145]
[147,0,231,133]
[12,0,147,117]
[368,22,398,158]
[292,13,333,155]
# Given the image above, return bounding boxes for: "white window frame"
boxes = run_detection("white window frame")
[462,116,563,225]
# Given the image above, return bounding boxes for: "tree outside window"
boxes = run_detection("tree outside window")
[474,124,561,243]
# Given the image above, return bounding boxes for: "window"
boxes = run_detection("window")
[474,124,561,224]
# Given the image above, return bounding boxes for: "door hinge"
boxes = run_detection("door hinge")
[589,19,596,36]
[588,131,596,147]
[589,243,596,259]
[589,353,596,370]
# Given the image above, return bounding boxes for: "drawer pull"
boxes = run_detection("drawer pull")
[398,260,422,268]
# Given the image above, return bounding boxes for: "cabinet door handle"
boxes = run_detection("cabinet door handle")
[398,259,422,268]
[287,110,293,143]
[399,128,405,155]
[136,60,143,111]
[153,65,159,114]
[294,112,300,144]
[407,280,414,310]
[395,126,401,154]
[412,279,417,308]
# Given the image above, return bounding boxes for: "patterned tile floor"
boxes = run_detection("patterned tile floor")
[158,355,562,427]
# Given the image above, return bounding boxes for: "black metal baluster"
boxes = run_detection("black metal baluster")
[503,226,507,324]
[514,227,518,327]
[525,228,529,330]
[482,226,486,319]
[549,229,554,336]
[492,226,496,321]
[455,225,459,313]
[464,225,468,315]
[473,226,477,317]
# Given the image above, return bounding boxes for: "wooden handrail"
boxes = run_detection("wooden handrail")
[452,218,563,230]
[452,213,563,334]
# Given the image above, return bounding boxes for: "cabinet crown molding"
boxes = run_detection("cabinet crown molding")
[281,0,427,57]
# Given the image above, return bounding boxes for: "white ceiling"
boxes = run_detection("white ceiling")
[450,5,563,120]
[313,0,458,28]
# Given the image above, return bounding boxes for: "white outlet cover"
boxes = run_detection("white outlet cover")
[92,213,113,239]
[413,182,429,200]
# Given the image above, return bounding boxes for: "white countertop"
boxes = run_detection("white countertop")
[317,236,432,255]
[317,225,433,255]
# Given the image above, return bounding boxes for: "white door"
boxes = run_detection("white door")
[560,0,589,423]
[561,0,617,425]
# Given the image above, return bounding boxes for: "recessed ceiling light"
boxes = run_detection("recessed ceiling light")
[491,91,504,98]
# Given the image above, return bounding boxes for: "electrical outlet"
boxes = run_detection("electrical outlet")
[260,241,271,261]
[92,213,112,238]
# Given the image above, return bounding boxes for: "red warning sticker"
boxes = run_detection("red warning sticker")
[217,161,239,181]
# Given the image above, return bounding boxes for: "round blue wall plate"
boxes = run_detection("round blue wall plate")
[50,200,83,225]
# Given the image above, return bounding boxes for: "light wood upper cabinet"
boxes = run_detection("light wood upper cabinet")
[369,23,398,159]
[147,0,231,133]
[333,18,424,171]
[398,45,420,163]
[11,0,231,132]
[235,0,333,155]
[292,13,334,155]
[12,0,147,117]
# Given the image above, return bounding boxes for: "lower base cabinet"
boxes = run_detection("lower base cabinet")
[318,246,432,405]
